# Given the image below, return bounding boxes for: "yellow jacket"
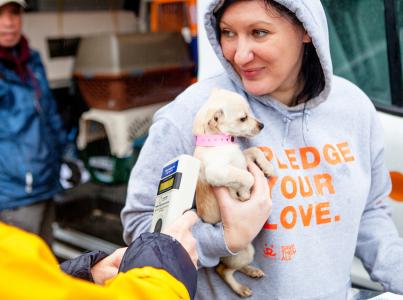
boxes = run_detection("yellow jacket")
[0,222,190,300]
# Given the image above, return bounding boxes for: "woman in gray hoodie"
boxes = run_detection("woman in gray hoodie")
[122,0,403,299]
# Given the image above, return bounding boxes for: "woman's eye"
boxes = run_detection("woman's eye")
[252,29,268,38]
[221,29,235,38]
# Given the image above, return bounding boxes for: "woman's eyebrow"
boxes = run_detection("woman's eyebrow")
[220,20,274,27]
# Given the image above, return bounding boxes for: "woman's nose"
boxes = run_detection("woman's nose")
[234,39,254,65]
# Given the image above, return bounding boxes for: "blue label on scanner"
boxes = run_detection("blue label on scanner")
[161,160,178,178]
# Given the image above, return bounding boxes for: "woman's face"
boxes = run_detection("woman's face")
[0,3,22,48]
[219,0,311,105]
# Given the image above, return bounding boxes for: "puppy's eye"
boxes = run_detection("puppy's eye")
[240,116,248,122]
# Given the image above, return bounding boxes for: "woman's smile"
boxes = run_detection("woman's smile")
[239,67,265,80]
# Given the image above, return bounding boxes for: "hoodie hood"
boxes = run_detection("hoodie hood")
[204,0,333,113]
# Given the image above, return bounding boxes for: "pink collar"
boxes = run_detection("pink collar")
[195,134,235,147]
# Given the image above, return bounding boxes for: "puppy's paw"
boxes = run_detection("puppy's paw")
[235,285,253,298]
[256,159,274,178]
[236,172,253,201]
[244,147,274,178]
[229,188,238,200]
[244,170,255,188]
[240,265,265,278]
[237,188,251,201]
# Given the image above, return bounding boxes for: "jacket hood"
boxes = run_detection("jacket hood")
[204,0,333,113]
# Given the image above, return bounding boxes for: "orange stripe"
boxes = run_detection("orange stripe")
[390,171,403,202]
[264,223,277,230]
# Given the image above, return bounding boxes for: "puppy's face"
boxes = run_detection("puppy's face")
[206,89,264,137]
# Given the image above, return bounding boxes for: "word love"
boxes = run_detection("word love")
[264,201,340,230]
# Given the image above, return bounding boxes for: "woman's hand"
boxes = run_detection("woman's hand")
[91,247,127,285]
[213,162,272,253]
[163,210,200,268]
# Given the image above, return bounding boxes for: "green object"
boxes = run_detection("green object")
[80,138,140,184]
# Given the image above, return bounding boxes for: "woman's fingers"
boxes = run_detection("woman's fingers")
[212,185,231,204]
[247,161,263,175]
[248,162,271,198]
[210,162,272,252]
[181,210,199,229]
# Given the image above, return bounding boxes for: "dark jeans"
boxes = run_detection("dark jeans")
[0,199,55,246]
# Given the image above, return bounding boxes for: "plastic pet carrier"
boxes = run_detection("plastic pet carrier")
[74,32,194,110]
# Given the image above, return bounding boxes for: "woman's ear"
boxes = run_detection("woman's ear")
[303,31,312,43]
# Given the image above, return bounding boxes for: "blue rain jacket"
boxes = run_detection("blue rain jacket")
[0,49,66,210]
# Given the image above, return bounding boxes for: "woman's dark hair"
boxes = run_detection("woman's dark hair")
[214,0,326,104]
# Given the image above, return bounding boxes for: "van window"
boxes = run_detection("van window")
[322,0,395,106]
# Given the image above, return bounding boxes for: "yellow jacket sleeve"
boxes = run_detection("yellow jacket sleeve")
[0,223,190,300]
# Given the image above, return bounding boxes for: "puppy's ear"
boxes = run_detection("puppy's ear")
[207,108,223,130]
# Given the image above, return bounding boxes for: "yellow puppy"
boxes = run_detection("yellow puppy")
[193,88,274,297]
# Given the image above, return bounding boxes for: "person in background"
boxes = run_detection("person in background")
[0,210,199,300]
[0,0,66,245]
[121,0,403,298]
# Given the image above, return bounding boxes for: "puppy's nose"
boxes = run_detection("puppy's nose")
[258,122,264,130]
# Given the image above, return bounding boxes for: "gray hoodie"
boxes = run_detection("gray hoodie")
[122,0,403,298]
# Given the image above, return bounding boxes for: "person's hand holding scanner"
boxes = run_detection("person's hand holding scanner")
[163,210,199,268]
[214,162,272,253]
[91,211,200,285]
